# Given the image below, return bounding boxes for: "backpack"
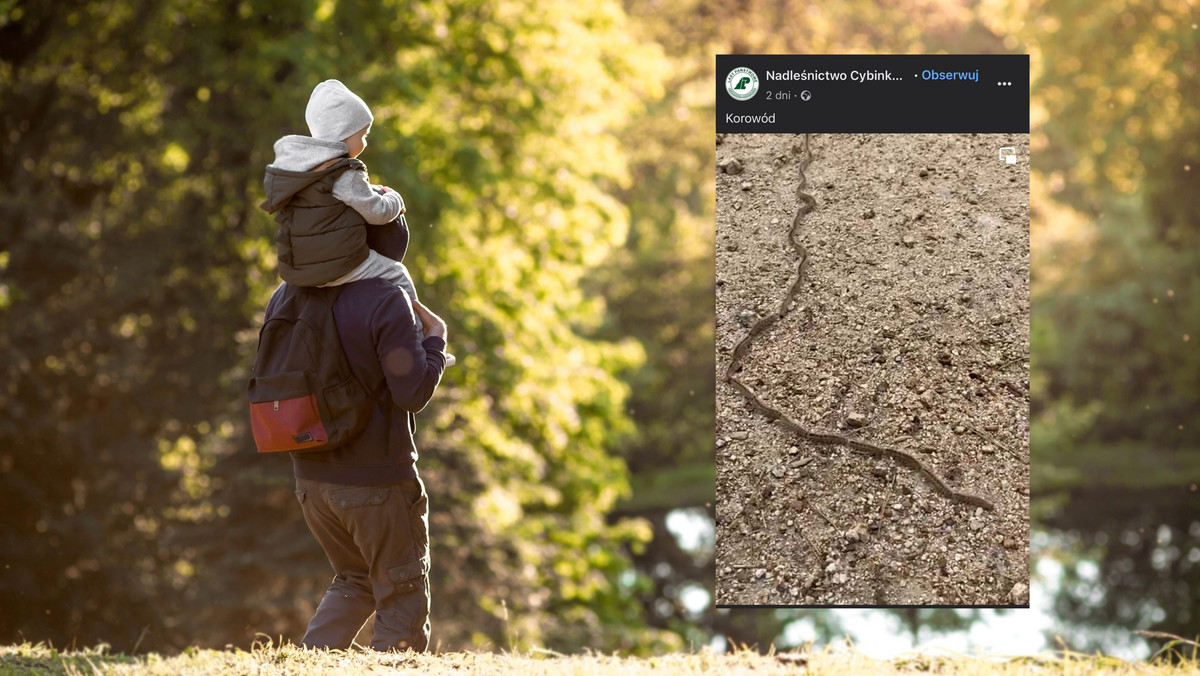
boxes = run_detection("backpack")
[247,284,373,453]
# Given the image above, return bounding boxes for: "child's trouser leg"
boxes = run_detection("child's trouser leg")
[326,250,425,343]
[391,262,425,343]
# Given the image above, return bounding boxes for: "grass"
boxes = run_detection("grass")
[1,638,1198,676]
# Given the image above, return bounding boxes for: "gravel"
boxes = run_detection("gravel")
[715,133,1030,606]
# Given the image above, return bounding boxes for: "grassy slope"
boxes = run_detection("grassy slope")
[2,643,1198,676]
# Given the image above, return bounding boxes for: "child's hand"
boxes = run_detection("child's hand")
[371,185,404,213]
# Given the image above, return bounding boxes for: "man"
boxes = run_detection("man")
[264,278,448,652]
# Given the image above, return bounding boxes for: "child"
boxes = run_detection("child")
[260,79,454,365]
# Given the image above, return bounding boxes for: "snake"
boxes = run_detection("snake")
[723,133,995,512]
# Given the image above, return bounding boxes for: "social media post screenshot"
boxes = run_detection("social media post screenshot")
[714,55,1029,607]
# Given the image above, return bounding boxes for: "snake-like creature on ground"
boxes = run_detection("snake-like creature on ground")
[723,133,996,512]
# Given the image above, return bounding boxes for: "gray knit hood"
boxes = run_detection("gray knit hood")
[260,136,358,214]
[268,134,349,172]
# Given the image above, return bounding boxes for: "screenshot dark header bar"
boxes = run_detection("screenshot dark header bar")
[716,54,1030,134]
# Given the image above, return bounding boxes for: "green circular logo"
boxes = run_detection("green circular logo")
[725,67,760,101]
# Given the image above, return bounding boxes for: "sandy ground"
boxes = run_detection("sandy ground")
[714,133,1030,606]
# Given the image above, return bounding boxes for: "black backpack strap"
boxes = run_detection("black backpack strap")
[293,284,385,399]
[293,283,342,310]
[290,283,388,398]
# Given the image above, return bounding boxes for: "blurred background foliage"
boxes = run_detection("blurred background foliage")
[1,0,1198,659]
[0,0,709,654]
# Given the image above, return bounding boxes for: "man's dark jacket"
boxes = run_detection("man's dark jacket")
[264,278,446,485]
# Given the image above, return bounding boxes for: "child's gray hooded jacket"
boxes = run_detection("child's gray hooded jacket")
[260,135,404,287]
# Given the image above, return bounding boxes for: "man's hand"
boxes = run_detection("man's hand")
[411,300,447,341]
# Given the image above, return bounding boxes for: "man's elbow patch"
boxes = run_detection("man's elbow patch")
[384,348,416,376]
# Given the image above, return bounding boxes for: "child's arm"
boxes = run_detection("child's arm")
[331,167,404,224]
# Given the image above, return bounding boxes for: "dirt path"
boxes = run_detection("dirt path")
[714,133,1030,606]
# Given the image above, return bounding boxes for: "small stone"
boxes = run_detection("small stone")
[902,236,917,248]
[892,503,904,511]
[1003,537,1016,549]
[937,352,953,366]
[726,241,738,251]
[730,431,749,440]
[984,424,999,432]
[969,518,984,531]
[772,466,786,478]
[982,444,996,454]
[863,208,875,219]
[920,389,936,408]
[967,195,979,205]
[716,438,726,448]
[960,294,972,304]
[754,568,767,579]
[881,327,897,338]
[1009,582,1030,605]
[737,309,756,327]
[790,457,812,469]
[954,425,965,434]
[847,413,868,428]
[719,158,744,175]
[788,445,800,455]
[919,168,929,178]
[741,181,753,191]
[846,523,868,543]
